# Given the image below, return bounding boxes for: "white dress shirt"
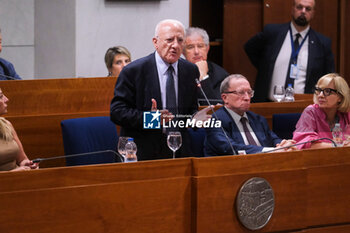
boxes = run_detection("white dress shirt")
[155,52,179,110]
[269,22,310,101]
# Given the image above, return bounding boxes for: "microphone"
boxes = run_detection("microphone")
[263,137,337,153]
[195,78,237,155]
[32,150,124,163]
[0,73,18,80]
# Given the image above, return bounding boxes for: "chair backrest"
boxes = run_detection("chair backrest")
[61,116,120,166]
[188,128,206,157]
[272,113,302,139]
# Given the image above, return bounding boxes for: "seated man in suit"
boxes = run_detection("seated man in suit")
[183,27,228,103]
[0,28,21,80]
[205,74,295,156]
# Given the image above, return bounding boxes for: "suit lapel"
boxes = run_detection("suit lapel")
[222,108,245,144]
[271,24,290,62]
[306,29,318,79]
[148,53,163,108]
[246,112,264,145]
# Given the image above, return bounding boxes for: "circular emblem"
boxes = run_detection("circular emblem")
[235,177,275,230]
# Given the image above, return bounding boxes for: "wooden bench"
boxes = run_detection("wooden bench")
[1,77,116,167]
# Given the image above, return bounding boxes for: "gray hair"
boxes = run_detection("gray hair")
[220,74,248,93]
[185,27,209,45]
[154,19,185,37]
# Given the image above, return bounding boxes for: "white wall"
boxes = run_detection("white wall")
[75,0,190,77]
[0,0,189,79]
[35,0,76,79]
[0,0,34,79]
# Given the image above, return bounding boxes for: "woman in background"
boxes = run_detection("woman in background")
[0,89,38,171]
[104,46,131,77]
[293,73,350,149]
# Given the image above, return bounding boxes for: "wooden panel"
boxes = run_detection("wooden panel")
[305,224,350,233]
[0,158,192,192]
[263,0,291,25]
[339,0,350,85]
[0,177,192,233]
[223,0,261,85]
[193,147,350,232]
[1,77,116,116]
[307,164,350,225]
[194,170,306,233]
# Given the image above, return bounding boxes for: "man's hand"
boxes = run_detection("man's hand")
[151,98,174,124]
[274,139,297,152]
[195,60,209,81]
[192,105,213,127]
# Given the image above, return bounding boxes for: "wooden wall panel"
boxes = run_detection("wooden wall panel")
[223,0,261,85]
[0,178,192,233]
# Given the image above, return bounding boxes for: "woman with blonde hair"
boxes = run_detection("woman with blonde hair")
[293,73,350,149]
[0,89,38,171]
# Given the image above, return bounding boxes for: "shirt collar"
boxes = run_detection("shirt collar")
[155,51,179,76]
[225,106,249,125]
[290,22,310,39]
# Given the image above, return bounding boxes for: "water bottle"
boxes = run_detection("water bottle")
[124,138,138,162]
[284,84,295,102]
[332,123,344,147]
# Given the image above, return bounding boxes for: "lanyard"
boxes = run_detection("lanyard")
[289,26,309,62]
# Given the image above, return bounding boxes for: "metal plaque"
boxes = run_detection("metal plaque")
[235,177,275,230]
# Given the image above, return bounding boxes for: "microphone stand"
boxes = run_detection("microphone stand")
[262,137,337,153]
[32,150,124,163]
[195,79,237,155]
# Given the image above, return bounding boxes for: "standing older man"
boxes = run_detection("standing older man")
[205,74,295,156]
[110,19,210,161]
[183,27,228,101]
[245,0,334,102]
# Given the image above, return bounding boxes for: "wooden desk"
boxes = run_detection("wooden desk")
[0,148,349,232]
[1,77,115,167]
[0,77,313,168]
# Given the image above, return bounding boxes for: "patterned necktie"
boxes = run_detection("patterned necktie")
[240,117,257,146]
[285,33,301,88]
[166,65,177,114]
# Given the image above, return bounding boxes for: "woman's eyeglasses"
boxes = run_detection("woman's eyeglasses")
[314,87,338,96]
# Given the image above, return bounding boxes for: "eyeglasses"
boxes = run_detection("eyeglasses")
[224,90,254,97]
[314,87,338,96]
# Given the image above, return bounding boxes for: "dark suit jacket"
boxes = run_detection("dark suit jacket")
[198,61,229,101]
[204,107,281,156]
[0,58,21,80]
[244,23,335,102]
[110,53,199,161]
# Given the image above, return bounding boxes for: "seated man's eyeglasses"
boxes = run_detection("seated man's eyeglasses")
[224,90,254,97]
[314,87,338,96]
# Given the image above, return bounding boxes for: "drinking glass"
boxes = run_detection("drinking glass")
[117,136,131,161]
[167,131,182,159]
[273,85,285,102]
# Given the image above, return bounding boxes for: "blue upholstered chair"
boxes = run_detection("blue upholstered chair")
[188,128,206,157]
[61,116,120,166]
[272,113,302,139]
